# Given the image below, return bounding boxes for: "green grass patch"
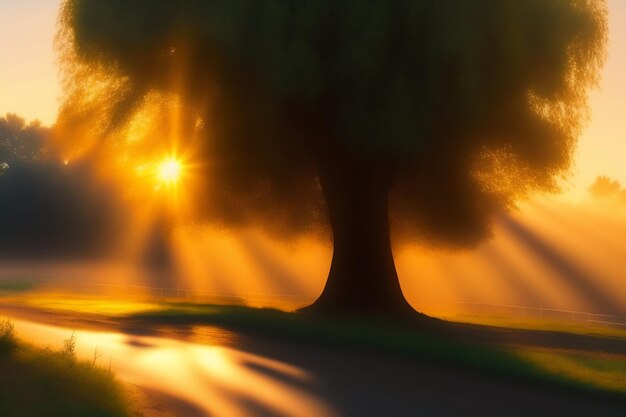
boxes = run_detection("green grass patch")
[518,348,626,393]
[0,320,131,417]
[441,313,626,339]
[0,281,36,294]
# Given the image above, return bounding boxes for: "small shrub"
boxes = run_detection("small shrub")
[0,338,132,416]
[0,319,16,354]
[61,331,77,358]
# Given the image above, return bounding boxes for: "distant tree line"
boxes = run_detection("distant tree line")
[0,113,126,259]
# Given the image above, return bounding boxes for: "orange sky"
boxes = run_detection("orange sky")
[0,0,624,199]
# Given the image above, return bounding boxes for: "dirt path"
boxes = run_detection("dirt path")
[1,305,624,417]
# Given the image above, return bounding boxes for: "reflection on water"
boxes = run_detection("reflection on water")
[8,317,335,417]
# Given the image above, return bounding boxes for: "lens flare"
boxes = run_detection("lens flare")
[158,158,182,184]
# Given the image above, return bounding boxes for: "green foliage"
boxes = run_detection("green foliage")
[0,329,131,417]
[0,281,35,293]
[0,319,16,354]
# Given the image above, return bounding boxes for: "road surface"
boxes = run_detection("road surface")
[3,313,625,417]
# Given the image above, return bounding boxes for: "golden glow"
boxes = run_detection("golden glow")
[1,0,626,321]
[2,194,624,317]
[8,317,336,417]
[158,157,182,184]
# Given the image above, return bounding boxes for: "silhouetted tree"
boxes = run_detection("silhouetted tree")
[0,113,49,164]
[57,1,607,314]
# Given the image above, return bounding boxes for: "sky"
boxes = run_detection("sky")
[0,0,60,125]
[0,0,625,199]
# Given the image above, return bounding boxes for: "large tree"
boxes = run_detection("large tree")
[57,0,607,314]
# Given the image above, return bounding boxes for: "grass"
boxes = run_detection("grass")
[0,281,35,293]
[518,348,626,393]
[0,319,132,417]
[441,313,626,339]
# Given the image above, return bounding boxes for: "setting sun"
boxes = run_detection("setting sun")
[158,157,182,184]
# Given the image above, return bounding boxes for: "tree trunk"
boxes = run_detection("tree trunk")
[303,159,415,316]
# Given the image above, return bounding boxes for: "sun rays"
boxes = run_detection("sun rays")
[47,38,626,317]
[397,197,626,316]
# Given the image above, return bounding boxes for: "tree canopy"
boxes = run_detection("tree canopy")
[57,0,607,247]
